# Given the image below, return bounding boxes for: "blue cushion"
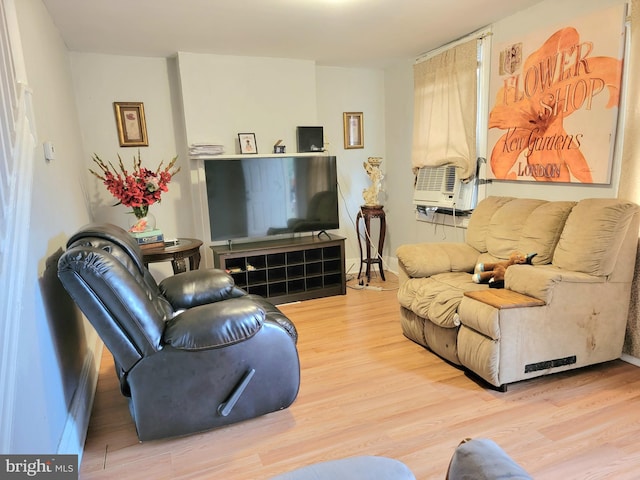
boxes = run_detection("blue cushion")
[270,455,415,480]
[446,438,532,479]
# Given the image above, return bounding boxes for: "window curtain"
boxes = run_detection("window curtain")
[411,39,478,180]
[618,0,640,359]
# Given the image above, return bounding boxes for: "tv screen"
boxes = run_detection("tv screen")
[204,155,339,241]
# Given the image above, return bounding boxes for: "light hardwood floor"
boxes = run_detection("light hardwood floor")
[80,272,640,479]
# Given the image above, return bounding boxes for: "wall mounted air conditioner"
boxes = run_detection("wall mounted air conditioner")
[413,164,478,213]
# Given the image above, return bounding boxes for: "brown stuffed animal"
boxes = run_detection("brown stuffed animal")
[472,251,536,287]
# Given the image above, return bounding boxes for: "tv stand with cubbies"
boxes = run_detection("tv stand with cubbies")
[211,235,346,304]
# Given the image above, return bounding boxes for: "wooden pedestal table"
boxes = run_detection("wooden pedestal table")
[356,205,386,283]
[142,238,203,274]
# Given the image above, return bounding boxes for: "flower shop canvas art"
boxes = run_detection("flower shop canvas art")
[487,4,626,184]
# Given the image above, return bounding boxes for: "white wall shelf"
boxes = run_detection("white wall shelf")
[190,151,328,161]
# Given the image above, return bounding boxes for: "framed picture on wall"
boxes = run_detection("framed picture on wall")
[238,133,258,154]
[113,102,148,147]
[343,112,364,149]
[486,4,625,184]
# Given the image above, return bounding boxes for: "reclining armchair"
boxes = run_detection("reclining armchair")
[57,223,300,441]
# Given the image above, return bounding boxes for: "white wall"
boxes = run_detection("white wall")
[382,0,629,266]
[316,66,386,270]
[13,0,96,455]
[69,53,191,278]
[70,53,189,238]
[485,0,625,200]
[177,52,318,151]
[176,53,320,266]
[66,0,633,281]
[175,54,386,269]
[69,52,388,273]
[383,59,421,271]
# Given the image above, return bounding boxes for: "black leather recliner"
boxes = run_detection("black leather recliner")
[57,223,300,441]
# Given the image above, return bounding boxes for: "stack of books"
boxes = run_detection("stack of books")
[131,229,165,250]
[189,143,224,157]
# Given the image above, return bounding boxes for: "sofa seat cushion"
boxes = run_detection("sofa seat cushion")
[398,272,487,328]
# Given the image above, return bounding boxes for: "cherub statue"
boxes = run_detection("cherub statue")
[363,157,383,206]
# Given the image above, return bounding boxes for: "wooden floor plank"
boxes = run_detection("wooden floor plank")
[79,272,640,479]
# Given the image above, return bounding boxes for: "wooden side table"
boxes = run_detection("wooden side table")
[356,205,386,283]
[142,238,203,275]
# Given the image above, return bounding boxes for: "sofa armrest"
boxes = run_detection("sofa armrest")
[396,242,480,278]
[163,297,264,350]
[506,264,604,303]
[159,268,246,310]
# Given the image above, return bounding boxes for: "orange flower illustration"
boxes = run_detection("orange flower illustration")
[489,27,622,182]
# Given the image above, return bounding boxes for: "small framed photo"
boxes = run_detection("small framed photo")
[113,102,148,147]
[343,112,364,149]
[238,133,258,154]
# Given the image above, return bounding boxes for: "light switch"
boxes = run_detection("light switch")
[43,141,56,161]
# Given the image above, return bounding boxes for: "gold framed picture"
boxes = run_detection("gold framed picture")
[113,102,148,147]
[343,112,364,149]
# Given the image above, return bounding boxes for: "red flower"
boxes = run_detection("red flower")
[90,150,180,208]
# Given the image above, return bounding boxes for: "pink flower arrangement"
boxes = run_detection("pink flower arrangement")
[90,151,180,211]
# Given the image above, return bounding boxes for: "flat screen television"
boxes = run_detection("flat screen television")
[204,155,339,242]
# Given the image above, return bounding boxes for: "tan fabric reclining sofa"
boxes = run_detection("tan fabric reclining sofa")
[396,196,640,390]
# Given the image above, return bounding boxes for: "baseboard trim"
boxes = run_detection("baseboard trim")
[621,353,640,367]
[345,256,398,279]
[57,336,103,460]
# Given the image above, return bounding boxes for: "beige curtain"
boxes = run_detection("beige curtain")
[411,39,477,180]
[619,0,640,357]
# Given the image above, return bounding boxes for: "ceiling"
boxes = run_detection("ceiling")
[41,0,544,68]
